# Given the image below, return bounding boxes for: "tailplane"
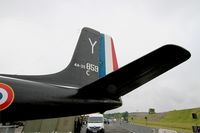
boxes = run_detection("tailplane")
[76,44,191,99]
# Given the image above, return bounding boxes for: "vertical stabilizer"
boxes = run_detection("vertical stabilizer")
[64,28,118,87]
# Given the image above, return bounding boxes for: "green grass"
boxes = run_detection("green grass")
[129,108,200,133]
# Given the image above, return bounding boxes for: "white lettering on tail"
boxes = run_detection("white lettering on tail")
[88,38,97,54]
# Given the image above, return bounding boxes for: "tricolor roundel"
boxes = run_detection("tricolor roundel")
[0,83,14,111]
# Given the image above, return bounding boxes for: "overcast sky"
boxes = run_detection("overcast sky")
[0,0,199,113]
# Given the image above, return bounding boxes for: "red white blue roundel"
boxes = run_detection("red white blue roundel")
[0,83,14,111]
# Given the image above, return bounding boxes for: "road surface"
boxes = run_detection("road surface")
[81,122,158,133]
[81,122,134,133]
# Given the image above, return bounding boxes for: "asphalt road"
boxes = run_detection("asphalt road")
[81,122,135,133]
[1,121,180,133]
[81,122,158,133]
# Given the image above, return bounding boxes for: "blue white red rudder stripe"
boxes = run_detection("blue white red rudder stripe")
[99,34,118,78]
[0,83,15,111]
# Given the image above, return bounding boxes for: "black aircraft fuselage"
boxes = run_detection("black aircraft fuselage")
[0,75,121,122]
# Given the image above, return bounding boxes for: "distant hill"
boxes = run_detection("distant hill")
[129,112,148,117]
[129,107,200,133]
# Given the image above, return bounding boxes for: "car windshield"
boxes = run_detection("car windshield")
[88,117,103,123]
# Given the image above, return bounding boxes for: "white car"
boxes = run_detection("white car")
[86,114,104,133]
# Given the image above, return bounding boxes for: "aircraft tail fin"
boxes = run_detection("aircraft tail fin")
[61,27,118,87]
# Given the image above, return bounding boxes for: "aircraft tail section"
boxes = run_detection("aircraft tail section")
[1,27,190,99]
[58,28,118,87]
[69,28,118,86]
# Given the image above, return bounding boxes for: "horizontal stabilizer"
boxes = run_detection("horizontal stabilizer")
[76,45,191,99]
